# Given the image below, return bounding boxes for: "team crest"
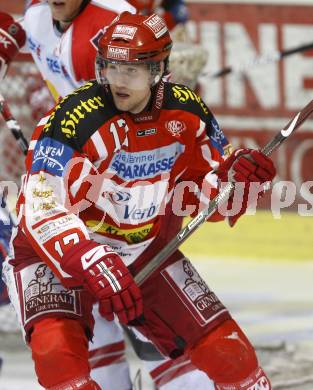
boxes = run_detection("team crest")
[166,120,186,137]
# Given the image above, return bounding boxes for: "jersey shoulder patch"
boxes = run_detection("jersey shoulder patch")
[164,82,210,119]
[164,82,232,157]
[208,116,232,157]
[40,81,115,149]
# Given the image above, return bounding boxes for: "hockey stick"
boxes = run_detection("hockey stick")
[0,93,29,233]
[202,41,313,79]
[134,99,313,285]
[0,92,29,155]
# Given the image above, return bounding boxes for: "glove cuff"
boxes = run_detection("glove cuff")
[61,240,116,283]
[60,239,98,283]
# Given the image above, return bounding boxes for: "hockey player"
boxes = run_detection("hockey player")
[3,11,276,390]
[0,2,214,389]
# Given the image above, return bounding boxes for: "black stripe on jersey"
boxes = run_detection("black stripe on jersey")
[39,80,118,151]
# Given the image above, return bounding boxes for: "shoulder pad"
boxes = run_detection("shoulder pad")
[164,83,211,119]
[40,81,112,149]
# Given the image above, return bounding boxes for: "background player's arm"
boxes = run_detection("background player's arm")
[0,12,26,81]
[160,0,189,29]
[130,0,188,30]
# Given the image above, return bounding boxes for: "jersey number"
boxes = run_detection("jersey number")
[54,233,80,257]
[109,119,129,151]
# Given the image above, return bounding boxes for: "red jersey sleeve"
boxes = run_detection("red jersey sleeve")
[179,111,232,221]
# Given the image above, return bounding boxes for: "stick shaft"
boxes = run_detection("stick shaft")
[134,100,313,285]
[205,41,313,79]
[0,93,29,155]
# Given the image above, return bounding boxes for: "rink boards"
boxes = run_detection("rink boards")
[181,210,313,261]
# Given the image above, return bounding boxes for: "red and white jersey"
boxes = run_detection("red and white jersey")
[17,81,231,286]
[20,0,135,100]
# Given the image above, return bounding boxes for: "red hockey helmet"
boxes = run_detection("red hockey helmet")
[96,11,172,87]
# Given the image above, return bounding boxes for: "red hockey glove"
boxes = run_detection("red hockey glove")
[61,240,143,324]
[0,12,26,80]
[216,148,276,226]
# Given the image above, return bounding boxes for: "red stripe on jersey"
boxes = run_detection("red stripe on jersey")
[32,212,68,230]
[87,128,109,163]
[89,341,126,369]
[89,353,126,369]
[150,355,196,387]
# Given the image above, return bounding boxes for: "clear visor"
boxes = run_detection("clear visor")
[96,55,163,90]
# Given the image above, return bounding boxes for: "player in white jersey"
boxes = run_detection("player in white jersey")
[0,2,215,389]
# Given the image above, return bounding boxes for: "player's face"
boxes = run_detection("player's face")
[106,63,152,114]
[47,0,84,23]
